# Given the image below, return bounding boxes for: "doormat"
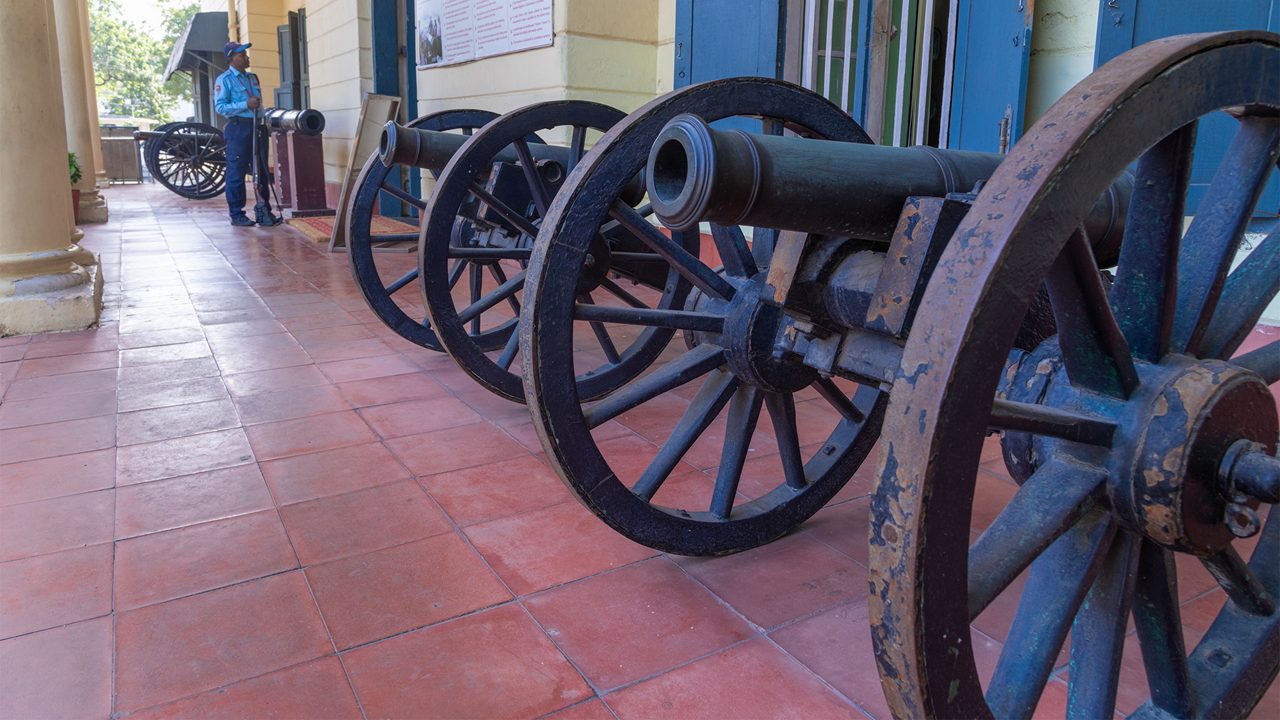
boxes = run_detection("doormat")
[286,214,418,244]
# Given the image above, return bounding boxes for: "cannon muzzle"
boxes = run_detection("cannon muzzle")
[648,113,1129,261]
[264,108,326,135]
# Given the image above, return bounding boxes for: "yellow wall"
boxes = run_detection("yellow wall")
[1024,0,1099,125]
[415,0,665,123]
[305,0,372,185]
[655,0,676,96]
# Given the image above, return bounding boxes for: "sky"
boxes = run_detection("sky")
[112,0,167,33]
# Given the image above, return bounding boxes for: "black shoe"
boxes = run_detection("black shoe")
[230,216,254,227]
[254,206,283,226]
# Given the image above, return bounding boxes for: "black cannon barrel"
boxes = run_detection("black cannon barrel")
[647,114,1129,257]
[264,108,326,135]
[379,121,578,172]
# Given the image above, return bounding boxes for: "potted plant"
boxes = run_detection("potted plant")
[68,152,82,223]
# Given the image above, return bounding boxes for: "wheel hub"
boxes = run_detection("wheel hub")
[721,278,816,393]
[1108,359,1277,554]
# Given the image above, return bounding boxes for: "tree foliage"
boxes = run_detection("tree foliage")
[90,0,200,121]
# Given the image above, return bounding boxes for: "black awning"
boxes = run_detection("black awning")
[163,11,230,80]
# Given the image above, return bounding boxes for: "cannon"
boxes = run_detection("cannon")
[350,99,696,402]
[516,31,1279,719]
[135,121,227,200]
[262,108,325,136]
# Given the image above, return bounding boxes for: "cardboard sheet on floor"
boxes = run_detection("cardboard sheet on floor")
[328,93,402,253]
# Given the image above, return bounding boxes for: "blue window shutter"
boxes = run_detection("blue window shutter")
[675,0,784,88]
[947,0,1033,153]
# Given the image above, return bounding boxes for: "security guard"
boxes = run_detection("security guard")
[214,42,281,226]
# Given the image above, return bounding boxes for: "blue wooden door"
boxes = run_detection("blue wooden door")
[946,0,1032,153]
[1097,0,1280,215]
[674,0,784,88]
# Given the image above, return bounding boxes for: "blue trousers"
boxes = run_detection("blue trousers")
[224,119,272,218]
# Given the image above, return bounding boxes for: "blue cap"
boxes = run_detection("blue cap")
[223,42,251,58]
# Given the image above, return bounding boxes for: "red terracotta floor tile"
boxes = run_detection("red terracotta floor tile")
[802,496,872,566]
[317,354,421,384]
[115,464,274,538]
[116,375,229,413]
[2,367,116,401]
[222,364,331,397]
[0,543,113,638]
[117,356,221,387]
[245,410,376,461]
[0,448,115,507]
[771,601,890,719]
[0,489,114,562]
[678,533,868,629]
[303,338,395,363]
[215,345,313,375]
[465,501,656,595]
[0,388,116,429]
[0,414,116,465]
[307,532,511,649]
[118,326,206,350]
[292,323,376,345]
[279,480,452,565]
[15,350,118,380]
[232,384,352,425]
[335,372,449,408]
[605,638,863,720]
[260,441,410,505]
[119,340,212,366]
[420,454,575,526]
[200,318,287,341]
[359,396,483,438]
[116,428,255,486]
[544,699,616,720]
[0,617,112,719]
[114,571,332,713]
[115,510,297,609]
[526,557,754,689]
[342,604,591,719]
[125,656,363,720]
[386,422,530,476]
[116,398,241,446]
[455,389,534,426]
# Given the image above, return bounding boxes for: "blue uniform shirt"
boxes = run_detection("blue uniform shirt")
[214,67,261,119]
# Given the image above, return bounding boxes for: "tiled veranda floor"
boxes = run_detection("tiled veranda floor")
[0,182,1276,719]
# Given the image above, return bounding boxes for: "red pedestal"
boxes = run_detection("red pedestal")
[285,132,332,217]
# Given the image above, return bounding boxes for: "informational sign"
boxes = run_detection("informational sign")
[416,0,553,69]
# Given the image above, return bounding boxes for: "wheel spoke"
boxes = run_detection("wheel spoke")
[1235,340,1279,384]
[468,264,482,335]
[813,378,864,424]
[710,387,764,518]
[383,267,419,295]
[710,224,758,277]
[1200,227,1280,359]
[988,399,1116,447]
[1174,116,1280,355]
[468,183,540,238]
[447,259,466,290]
[609,200,737,300]
[1110,121,1197,361]
[632,370,738,501]
[584,344,726,428]
[1200,545,1275,616]
[380,180,427,210]
[968,459,1108,618]
[458,268,526,324]
[496,327,520,370]
[752,227,779,269]
[599,277,651,309]
[513,138,553,215]
[1133,540,1195,717]
[1045,227,1140,398]
[1066,532,1140,719]
[569,125,587,172]
[764,392,806,489]
[985,511,1117,719]
[490,264,521,315]
[573,304,724,334]
[579,294,621,364]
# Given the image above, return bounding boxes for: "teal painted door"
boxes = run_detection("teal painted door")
[946,0,1033,153]
[1097,0,1280,215]
[674,0,784,88]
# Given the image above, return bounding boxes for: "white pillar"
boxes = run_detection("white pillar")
[76,0,108,186]
[0,0,103,335]
[53,0,108,222]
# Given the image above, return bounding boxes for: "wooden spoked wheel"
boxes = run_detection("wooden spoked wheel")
[347,109,497,351]
[421,100,685,402]
[150,122,227,200]
[521,79,888,556]
[871,31,1279,719]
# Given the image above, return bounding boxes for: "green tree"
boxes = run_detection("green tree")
[90,0,200,121]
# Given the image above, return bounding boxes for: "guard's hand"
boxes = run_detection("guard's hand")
[247,96,261,109]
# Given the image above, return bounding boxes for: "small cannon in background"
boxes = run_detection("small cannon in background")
[132,108,326,202]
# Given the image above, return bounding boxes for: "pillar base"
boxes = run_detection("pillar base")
[76,190,108,223]
[0,258,103,337]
